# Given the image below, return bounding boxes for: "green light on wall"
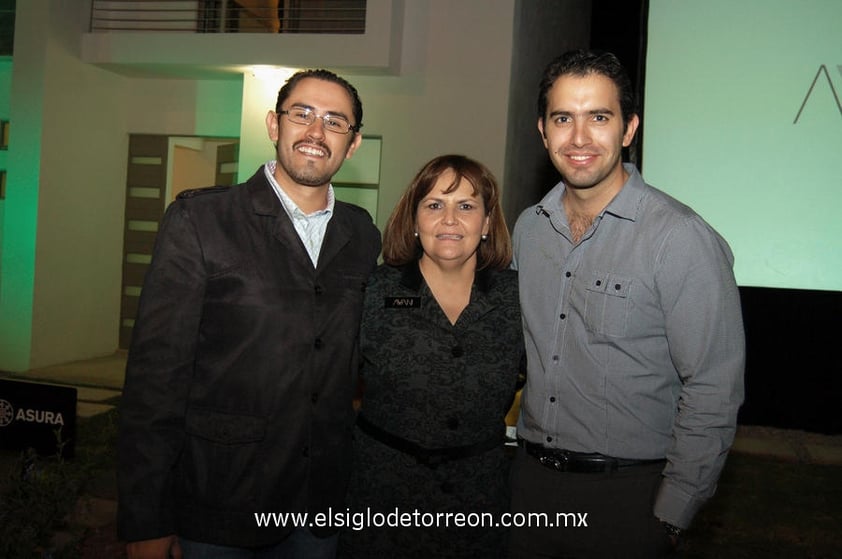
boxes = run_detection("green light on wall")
[0,49,41,371]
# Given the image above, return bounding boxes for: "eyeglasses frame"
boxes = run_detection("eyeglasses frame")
[278,107,359,135]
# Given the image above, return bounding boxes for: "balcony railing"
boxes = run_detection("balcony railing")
[89,0,366,34]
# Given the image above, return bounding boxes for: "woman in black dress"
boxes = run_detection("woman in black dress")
[341,155,523,558]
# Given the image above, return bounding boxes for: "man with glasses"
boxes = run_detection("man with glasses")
[118,69,381,558]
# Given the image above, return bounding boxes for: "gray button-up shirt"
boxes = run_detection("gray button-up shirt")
[512,164,745,528]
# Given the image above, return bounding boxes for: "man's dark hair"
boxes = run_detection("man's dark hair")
[275,69,364,132]
[537,50,637,130]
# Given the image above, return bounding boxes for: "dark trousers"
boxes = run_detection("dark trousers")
[508,447,675,559]
[179,529,338,559]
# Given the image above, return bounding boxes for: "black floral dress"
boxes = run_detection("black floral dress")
[340,262,524,559]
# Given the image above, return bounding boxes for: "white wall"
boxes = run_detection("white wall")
[31,2,127,367]
[7,0,515,370]
[21,2,242,370]
[236,0,516,231]
[353,0,515,230]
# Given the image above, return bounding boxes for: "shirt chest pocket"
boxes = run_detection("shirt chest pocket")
[583,271,632,337]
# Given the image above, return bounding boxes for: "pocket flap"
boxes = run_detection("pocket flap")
[185,407,266,444]
[585,271,632,298]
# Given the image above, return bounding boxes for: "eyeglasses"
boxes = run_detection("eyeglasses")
[279,107,356,135]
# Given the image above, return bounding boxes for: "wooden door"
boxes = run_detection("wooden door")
[215,142,239,185]
[119,135,169,349]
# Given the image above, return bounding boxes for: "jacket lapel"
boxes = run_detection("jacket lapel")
[317,204,352,272]
[246,167,314,268]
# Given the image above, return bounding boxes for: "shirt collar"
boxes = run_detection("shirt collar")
[398,259,495,294]
[602,163,646,222]
[535,162,645,223]
[264,160,335,218]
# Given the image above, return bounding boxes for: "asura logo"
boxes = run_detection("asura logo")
[16,408,65,426]
[0,399,14,427]
[0,399,65,427]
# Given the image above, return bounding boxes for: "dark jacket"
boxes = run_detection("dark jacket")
[117,167,381,547]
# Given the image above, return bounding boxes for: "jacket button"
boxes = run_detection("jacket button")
[446,417,459,430]
[315,285,323,295]
[311,392,319,403]
[440,482,454,494]
[314,338,323,349]
[451,346,463,358]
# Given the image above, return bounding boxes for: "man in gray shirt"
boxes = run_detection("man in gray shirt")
[509,50,745,558]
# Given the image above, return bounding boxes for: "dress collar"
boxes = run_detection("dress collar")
[398,259,494,294]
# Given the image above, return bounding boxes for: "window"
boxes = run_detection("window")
[0,120,9,150]
[0,0,14,56]
[332,136,381,221]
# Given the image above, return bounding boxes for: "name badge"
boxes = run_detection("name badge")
[384,296,421,309]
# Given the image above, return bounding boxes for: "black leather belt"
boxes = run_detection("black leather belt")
[357,414,502,467]
[520,439,666,473]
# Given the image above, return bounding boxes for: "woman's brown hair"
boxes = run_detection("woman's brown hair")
[382,154,512,271]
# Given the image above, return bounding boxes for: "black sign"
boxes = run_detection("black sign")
[0,379,77,459]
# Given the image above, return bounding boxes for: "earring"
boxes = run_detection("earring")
[481,234,488,241]
[414,231,419,238]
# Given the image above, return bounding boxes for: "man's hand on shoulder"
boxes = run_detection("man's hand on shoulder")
[126,535,182,559]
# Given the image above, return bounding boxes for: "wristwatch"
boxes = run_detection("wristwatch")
[662,521,683,539]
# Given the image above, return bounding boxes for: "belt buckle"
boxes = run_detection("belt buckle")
[538,452,567,472]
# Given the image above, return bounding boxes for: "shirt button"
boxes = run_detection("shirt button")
[451,346,464,358]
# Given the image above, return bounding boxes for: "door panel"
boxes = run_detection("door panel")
[215,142,239,186]
[119,136,240,349]
[119,135,168,349]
